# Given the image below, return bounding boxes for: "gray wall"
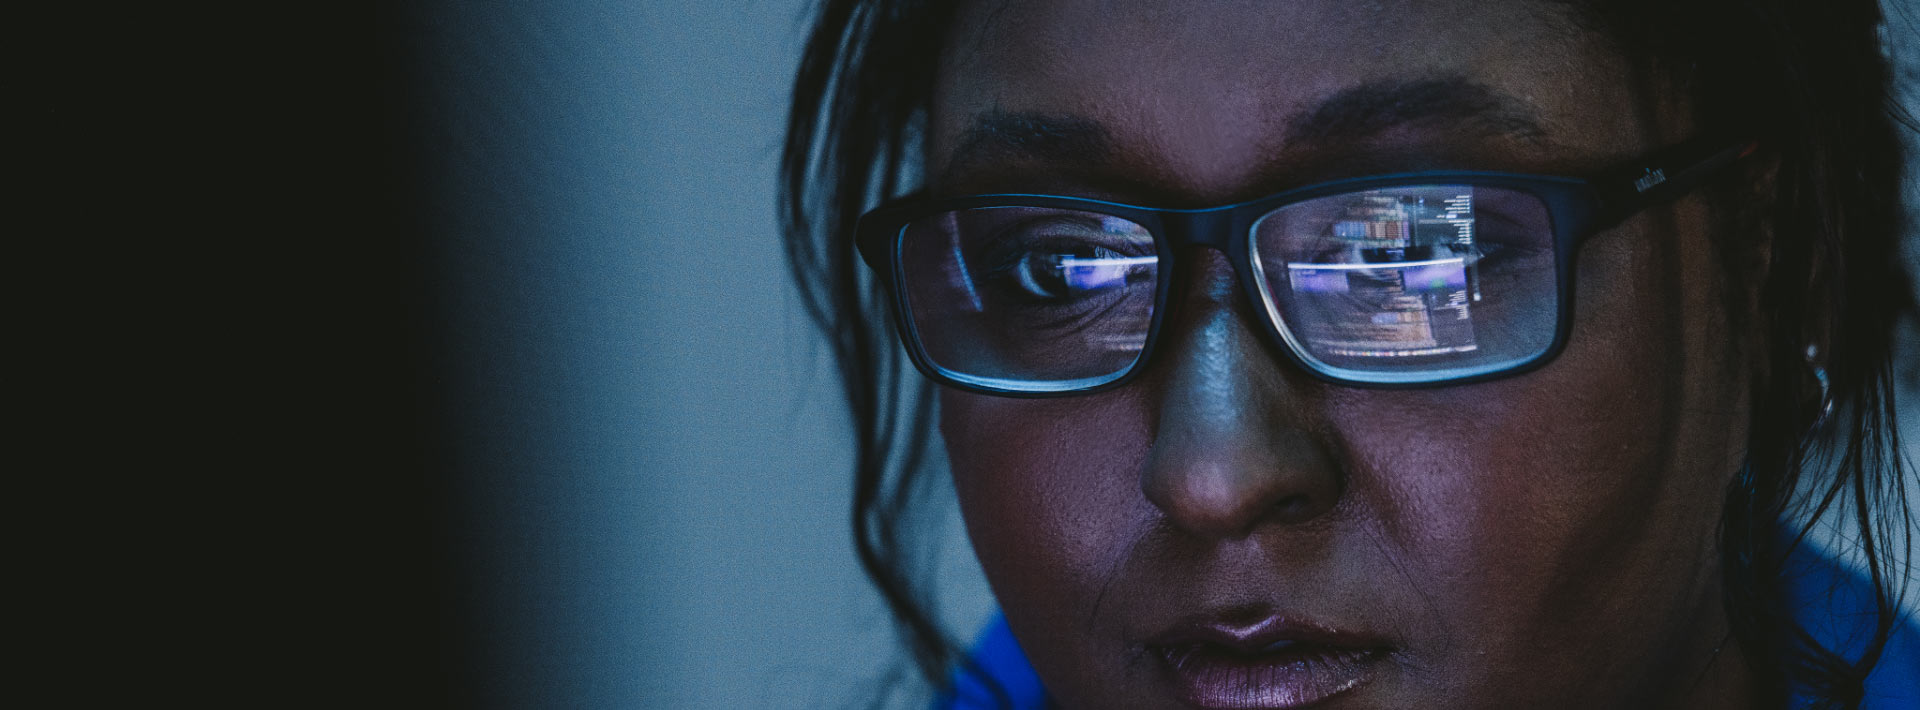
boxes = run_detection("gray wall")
[412,2,1920,708]
[410,2,989,707]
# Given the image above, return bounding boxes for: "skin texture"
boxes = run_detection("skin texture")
[928,1,1763,708]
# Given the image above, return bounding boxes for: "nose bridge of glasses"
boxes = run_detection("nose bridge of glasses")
[1153,206,1268,324]
[1157,206,1242,253]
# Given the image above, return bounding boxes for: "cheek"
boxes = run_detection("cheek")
[1338,257,1672,555]
[940,389,1154,629]
[1322,217,1728,668]
[1328,360,1671,604]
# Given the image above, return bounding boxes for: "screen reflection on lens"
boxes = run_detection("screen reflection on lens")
[897,207,1158,390]
[1251,185,1559,382]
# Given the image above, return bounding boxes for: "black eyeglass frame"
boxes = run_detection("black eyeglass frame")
[855,137,1757,397]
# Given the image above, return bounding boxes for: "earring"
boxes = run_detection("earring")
[1805,344,1833,433]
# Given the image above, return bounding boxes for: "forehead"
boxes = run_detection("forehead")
[931,0,1647,200]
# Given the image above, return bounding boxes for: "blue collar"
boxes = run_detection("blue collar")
[1780,535,1920,707]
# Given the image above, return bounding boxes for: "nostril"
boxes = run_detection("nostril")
[1270,494,1320,524]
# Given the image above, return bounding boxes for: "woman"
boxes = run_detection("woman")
[781,0,1917,708]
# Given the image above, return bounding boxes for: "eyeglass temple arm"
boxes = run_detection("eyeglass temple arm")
[1590,137,1759,229]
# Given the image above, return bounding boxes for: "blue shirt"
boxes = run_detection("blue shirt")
[939,542,1920,709]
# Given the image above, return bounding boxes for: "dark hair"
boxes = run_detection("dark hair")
[779,1,1917,708]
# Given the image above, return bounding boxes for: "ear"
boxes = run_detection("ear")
[1735,148,1833,423]
[1795,229,1837,428]
[1730,150,1781,381]
[1758,157,1834,372]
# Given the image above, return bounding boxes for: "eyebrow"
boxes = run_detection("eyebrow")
[942,76,1550,183]
[946,110,1114,177]
[1283,76,1548,145]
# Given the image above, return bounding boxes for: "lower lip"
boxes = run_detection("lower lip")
[1155,643,1383,709]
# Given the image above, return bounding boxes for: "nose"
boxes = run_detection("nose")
[1139,260,1343,539]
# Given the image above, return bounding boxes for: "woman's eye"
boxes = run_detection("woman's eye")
[1467,241,1508,267]
[1466,234,1552,273]
[970,212,1154,306]
[1007,244,1136,300]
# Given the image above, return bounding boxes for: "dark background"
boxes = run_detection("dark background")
[24,3,444,705]
[23,3,915,707]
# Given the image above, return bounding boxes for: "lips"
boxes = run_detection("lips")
[1146,614,1391,709]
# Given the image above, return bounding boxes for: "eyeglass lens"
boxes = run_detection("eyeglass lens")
[895,185,1561,390]
[899,207,1159,391]
[1251,186,1559,383]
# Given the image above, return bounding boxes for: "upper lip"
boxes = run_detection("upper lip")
[1145,609,1391,655]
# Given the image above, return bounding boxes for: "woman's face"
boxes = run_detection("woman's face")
[930,1,1758,708]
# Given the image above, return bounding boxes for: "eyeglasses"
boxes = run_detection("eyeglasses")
[856,138,1754,396]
